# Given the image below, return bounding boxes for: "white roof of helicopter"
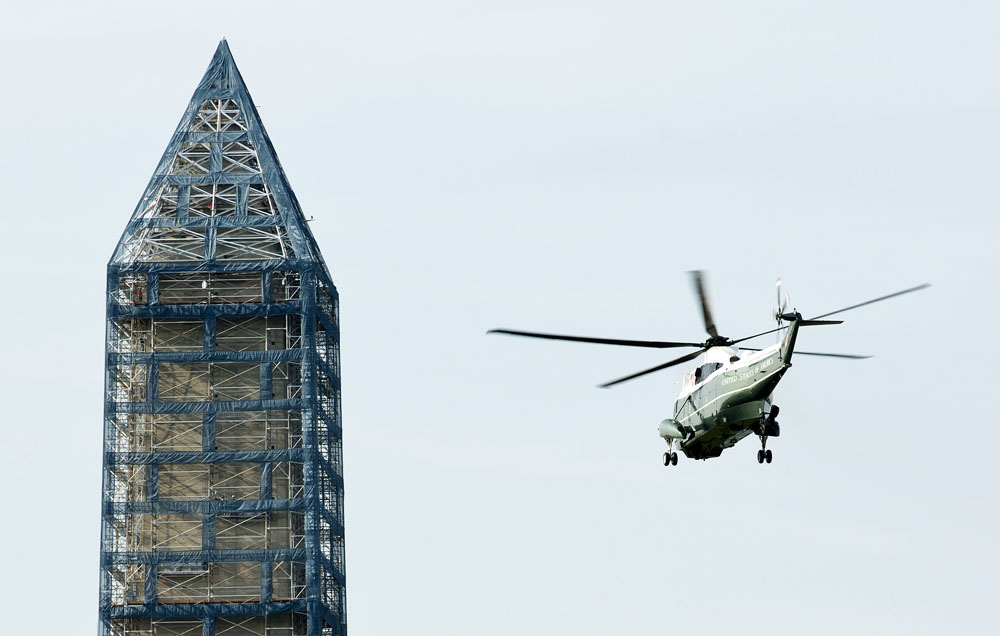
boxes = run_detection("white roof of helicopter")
[703,346,739,364]
[705,343,778,364]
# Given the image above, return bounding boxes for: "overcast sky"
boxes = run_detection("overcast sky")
[1,1,997,634]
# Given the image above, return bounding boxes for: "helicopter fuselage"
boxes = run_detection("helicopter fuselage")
[659,320,800,459]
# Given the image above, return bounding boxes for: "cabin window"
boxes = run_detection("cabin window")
[694,363,722,384]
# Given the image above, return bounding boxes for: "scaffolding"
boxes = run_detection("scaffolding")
[100,40,344,636]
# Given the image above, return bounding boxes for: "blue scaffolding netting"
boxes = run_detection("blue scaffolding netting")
[100,40,345,636]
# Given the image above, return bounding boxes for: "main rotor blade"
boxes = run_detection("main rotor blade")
[599,348,707,389]
[487,329,703,349]
[689,270,720,339]
[731,325,787,345]
[809,283,931,320]
[739,347,871,359]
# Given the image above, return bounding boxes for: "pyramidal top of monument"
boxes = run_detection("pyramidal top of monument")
[111,39,328,274]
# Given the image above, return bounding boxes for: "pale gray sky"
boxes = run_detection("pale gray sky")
[1,1,997,634]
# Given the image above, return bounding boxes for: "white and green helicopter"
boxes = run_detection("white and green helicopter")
[490,272,928,466]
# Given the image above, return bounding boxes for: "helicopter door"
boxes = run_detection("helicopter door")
[703,364,717,402]
[697,363,721,405]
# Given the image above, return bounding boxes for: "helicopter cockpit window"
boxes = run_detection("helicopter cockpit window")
[694,363,722,384]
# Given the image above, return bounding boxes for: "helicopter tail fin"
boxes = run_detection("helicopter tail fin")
[780,318,844,364]
[779,320,799,365]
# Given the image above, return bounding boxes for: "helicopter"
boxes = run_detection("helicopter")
[489,272,929,466]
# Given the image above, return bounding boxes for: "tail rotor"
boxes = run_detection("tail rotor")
[771,278,792,343]
[774,277,790,322]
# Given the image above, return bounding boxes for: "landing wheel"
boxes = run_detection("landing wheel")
[663,452,671,467]
[757,427,771,465]
[671,452,678,466]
